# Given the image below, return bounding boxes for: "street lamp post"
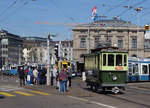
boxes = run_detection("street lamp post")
[18,45,21,65]
[1,40,3,80]
[47,33,50,86]
[135,7,143,57]
[124,6,143,57]
[87,25,90,54]
[46,33,56,86]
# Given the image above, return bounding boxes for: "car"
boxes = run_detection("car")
[72,72,76,77]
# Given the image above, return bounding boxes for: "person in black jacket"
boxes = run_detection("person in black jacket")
[18,66,25,86]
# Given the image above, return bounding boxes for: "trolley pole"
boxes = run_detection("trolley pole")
[47,33,50,86]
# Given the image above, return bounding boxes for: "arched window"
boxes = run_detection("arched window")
[132,54,137,57]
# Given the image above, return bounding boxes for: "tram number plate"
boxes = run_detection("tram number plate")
[115,66,123,70]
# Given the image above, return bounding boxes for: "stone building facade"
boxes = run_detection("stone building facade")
[0,30,23,67]
[23,37,73,66]
[22,37,47,65]
[73,19,147,63]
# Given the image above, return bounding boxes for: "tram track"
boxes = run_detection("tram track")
[106,93,150,108]
[126,86,150,95]
[105,86,150,108]
[77,82,150,107]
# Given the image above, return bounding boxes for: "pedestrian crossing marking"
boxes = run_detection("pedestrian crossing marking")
[29,90,50,95]
[13,91,34,96]
[0,92,16,97]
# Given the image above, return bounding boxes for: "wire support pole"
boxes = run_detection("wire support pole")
[135,7,143,57]
[87,26,90,54]
[47,33,50,86]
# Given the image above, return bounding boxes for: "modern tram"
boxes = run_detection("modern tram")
[127,57,150,82]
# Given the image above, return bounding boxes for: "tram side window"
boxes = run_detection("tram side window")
[103,54,106,66]
[142,65,148,74]
[124,55,127,66]
[116,55,122,66]
[128,63,132,75]
[133,64,138,75]
[108,54,114,66]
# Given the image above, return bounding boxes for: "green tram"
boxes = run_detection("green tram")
[84,47,128,93]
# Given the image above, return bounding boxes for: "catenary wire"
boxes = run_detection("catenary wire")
[117,0,147,17]
[0,0,19,18]
[0,0,35,24]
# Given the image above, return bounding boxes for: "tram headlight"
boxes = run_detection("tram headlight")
[112,75,117,81]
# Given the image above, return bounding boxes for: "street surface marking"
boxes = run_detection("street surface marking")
[67,95,88,102]
[90,101,117,108]
[29,90,50,95]
[0,85,23,91]
[13,91,34,96]
[0,92,16,97]
[67,95,117,108]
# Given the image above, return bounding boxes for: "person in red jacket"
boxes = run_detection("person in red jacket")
[24,67,29,83]
[59,68,67,93]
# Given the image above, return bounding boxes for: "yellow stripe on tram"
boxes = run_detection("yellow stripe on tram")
[13,91,34,96]
[0,92,16,97]
[29,90,50,96]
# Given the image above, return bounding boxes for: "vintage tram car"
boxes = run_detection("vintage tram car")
[84,47,128,93]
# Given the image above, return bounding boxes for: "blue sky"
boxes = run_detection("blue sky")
[0,0,150,41]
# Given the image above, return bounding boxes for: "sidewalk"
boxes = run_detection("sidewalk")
[24,77,150,95]
[24,77,89,96]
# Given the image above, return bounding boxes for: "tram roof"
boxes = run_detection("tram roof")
[91,47,128,53]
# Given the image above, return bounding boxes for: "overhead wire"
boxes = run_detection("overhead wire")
[0,0,34,24]
[0,0,19,17]
[0,0,36,36]
[49,0,78,23]
[106,0,130,14]
[141,6,150,17]
[117,0,147,17]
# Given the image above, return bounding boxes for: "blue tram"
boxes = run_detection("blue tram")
[2,65,18,75]
[9,66,18,75]
[127,57,150,82]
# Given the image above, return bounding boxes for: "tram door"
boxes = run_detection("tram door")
[149,64,150,81]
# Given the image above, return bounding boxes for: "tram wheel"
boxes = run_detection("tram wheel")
[90,85,93,90]
[93,85,98,92]
[112,87,120,94]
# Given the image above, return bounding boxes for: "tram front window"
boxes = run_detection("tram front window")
[63,64,67,69]
[116,55,122,66]
[108,54,114,66]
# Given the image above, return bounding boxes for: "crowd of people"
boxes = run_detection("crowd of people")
[17,65,73,94]
[18,66,47,86]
